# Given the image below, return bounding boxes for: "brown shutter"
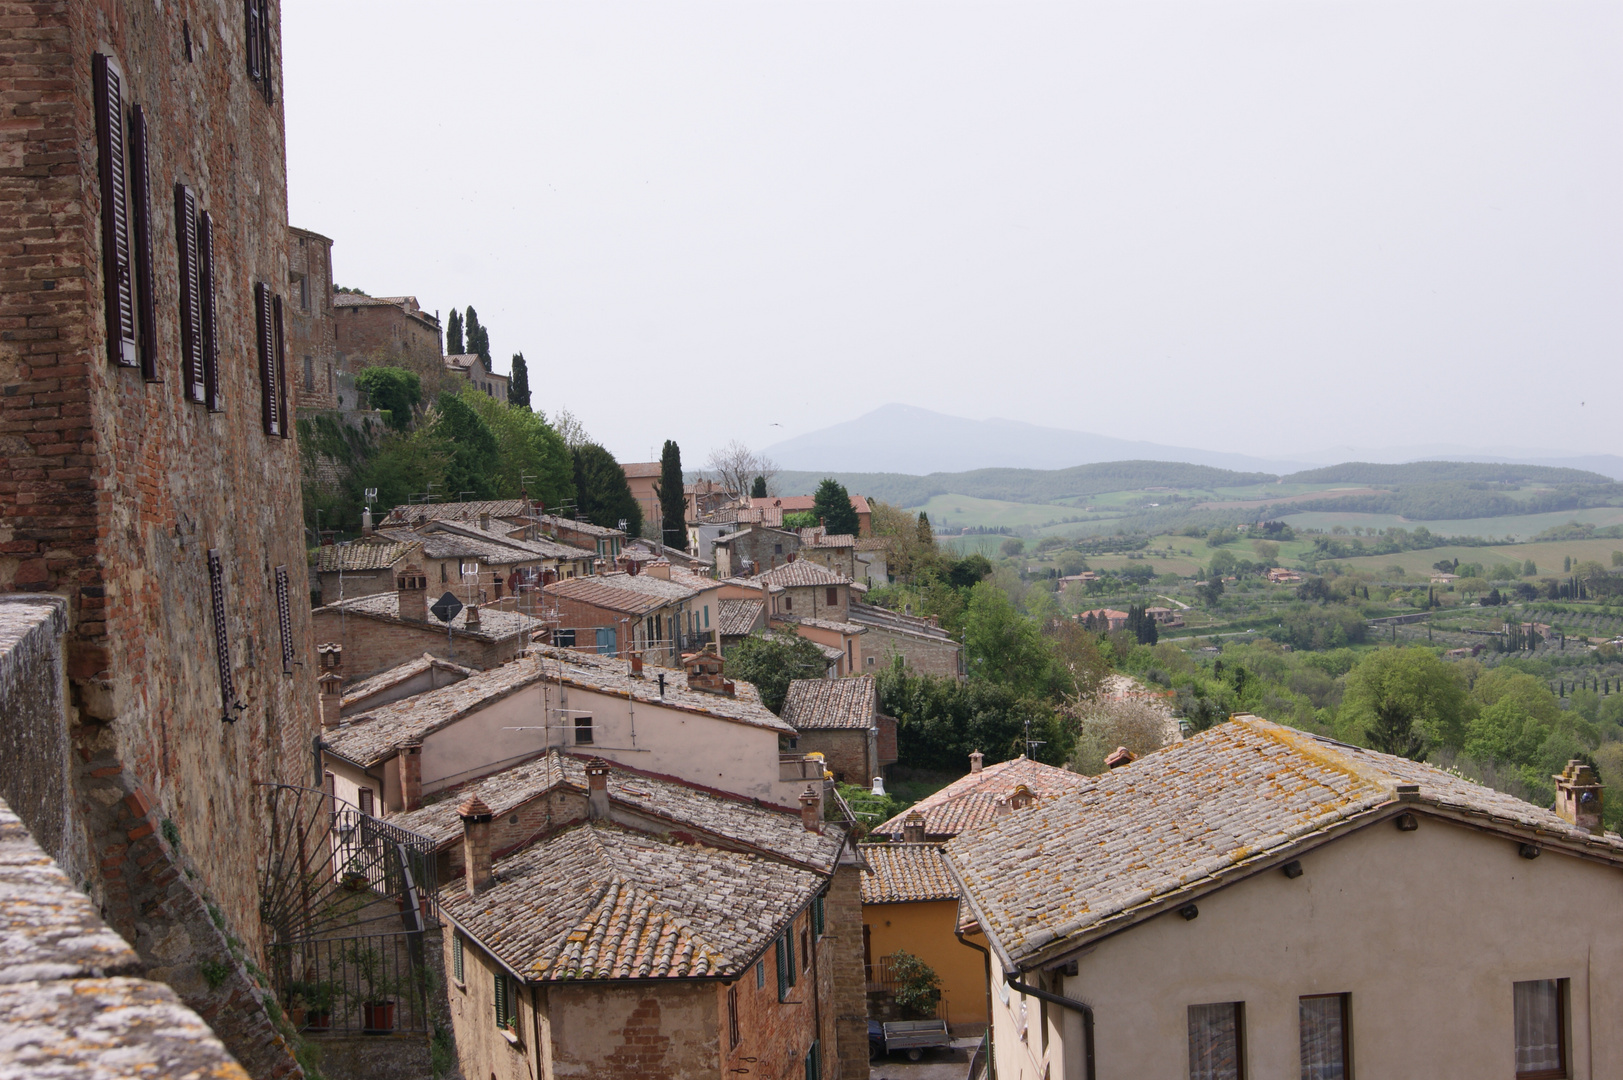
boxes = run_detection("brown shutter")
[199,212,222,411]
[207,549,238,721]
[92,54,138,368]
[256,282,279,436]
[274,565,294,673]
[244,0,262,81]
[174,184,205,402]
[258,0,276,104]
[129,106,159,381]
[273,294,289,437]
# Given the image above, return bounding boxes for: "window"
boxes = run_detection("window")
[595,627,617,654]
[727,985,740,1050]
[555,628,576,648]
[827,588,838,607]
[128,106,157,381]
[92,54,137,368]
[272,295,289,436]
[245,0,275,104]
[1188,1002,1245,1080]
[1514,980,1566,1079]
[802,927,810,971]
[774,544,783,555]
[494,971,515,1029]
[784,596,793,611]
[452,935,464,984]
[175,184,205,401]
[1299,994,1350,1080]
[198,213,220,410]
[804,1039,821,1080]
[254,283,281,436]
[776,933,796,1001]
[303,355,314,391]
[574,715,593,746]
[298,274,310,312]
[357,787,374,817]
[812,895,825,938]
[704,605,710,629]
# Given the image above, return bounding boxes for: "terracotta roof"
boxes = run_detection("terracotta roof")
[761,630,843,663]
[341,652,476,708]
[717,599,765,637]
[440,821,824,981]
[854,538,888,551]
[544,577,678,617]
[423,520,596,563]
[873,757,1088,840]
[948,716,1623,969]
[392,751,843,871]
[753,561,851,589]
[752,494,870,515]
[781,677,877,731]
[536,514,623,539]
[314,540,419,573]
[798,530,856,549]
[621,462,662,478]
[849,602,956,644]
[318,592,543,645]
[860,843,957,904]
[383,499,532,525]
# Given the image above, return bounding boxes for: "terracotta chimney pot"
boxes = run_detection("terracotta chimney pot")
[969,750,984,775]
[901,810,926,843]
[586,758,612,820]
[800,785,823,833]
[458,795,494,895]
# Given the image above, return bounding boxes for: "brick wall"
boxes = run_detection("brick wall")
[310,607,513,683]
[859,626,963,678]
[286,227,336,411]
[798,729,872,786]
[333,299,443,385]
[826,862,869,1079]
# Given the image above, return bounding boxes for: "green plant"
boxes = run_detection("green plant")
[161,818,181,849]
[199,958,231,990]
[207,903,225,930]
[341,942,401,1005]
[430,1025,457,1078]
[288,979,336,1013]
[888,950,942,1019]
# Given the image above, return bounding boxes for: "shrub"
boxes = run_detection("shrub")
[888,950,942,1019]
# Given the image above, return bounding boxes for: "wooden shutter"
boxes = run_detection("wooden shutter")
[452,935,464,983]
[92,54,138,368]
[207,549,237,721]
[174,184,205,401]
[198,212,221,410]
[244,0,262,81]
[256,283,279,436]
[274,565,294,673]
[493,971,508,1026]
[273,294,289,437]
[128,106,158,380]
[253,0,275,103]
[776,937,788,1001]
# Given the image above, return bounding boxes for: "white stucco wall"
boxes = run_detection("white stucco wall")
[990,811,1623,1079]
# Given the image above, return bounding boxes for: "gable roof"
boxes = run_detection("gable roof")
[391,751,844,872]
[383,499,532,527]
[340,652,477,709]
[873,756,1089,840]
[948,715,1623,971]
[753,560,851,589]
[781,677,877,731]
[798,530,856,549]
[421,520,595,563]
[717,598,765,637]
[314,539,420,573]
[440,822,824,982]
[621,462,662,479]
[544,575,685,616]
[860,843,957,904]
[316,592,542,646]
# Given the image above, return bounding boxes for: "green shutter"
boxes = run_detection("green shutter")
[785,930,796,987]
[805,1039,821,1080]
[494,971,507,1026]
[813,895,825,937]
[776,937,788,1001]
[453,935,464,982]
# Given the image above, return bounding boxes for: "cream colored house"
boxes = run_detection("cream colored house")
[948,715,1623,1080]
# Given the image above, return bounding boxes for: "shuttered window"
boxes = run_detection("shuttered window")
[198,212,221,410]
[812,895,824,938]
[92,54,138,368]
[727,986,740,1049]
[273,294,289,437]
[245,0,274,103]
[494,971,515,1029]
[255,283,280,436]
[274,566,294,674]
[174,184,205,402]
[452,935,464,984]
[776,936,789,1002]
[804,1039,821,1080]
[207,549,237,721]
[244,0,261,81]
[128,106,158,380]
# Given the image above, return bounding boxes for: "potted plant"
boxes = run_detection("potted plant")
[340,858,368,892]
[343,943,400,1034]
[288,980,334,1031]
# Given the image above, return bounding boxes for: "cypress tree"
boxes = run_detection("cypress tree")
[656,439,688,551]
[508,353,531,409]
[465,306,491,365]
[812,478,860,536]
[750,476,767,498]
[446,308,464,354]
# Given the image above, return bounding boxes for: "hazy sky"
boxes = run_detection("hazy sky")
[284,0,1620,467]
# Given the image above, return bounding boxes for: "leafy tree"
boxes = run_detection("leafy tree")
[917,512,934,546]
[446,308,464,355]
[812,478,860,536]
[656,439,688,551]
[726,631,829,713]
[1197,575,1225,607]
[876,658,1071,768]
[963,580,1051,695]
[887,951,942,1020]
[1341,647,1469,755]
[750,475,767,498]
[464,306,491,364]
[456,389,573,508]
[360,424,451,514]
[1296,577,1333,604]
[1000,537,1025,558]
[947,554,992,590]
[433,393,500,501]
[354,367,421,431]
[1207,550,1239,578]
[571,443,643,536]
[508,353,531,409]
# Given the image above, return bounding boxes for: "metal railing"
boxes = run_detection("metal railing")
[270,931,435,1036]
[329,808,441,922]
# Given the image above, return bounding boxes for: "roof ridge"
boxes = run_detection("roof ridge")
[1237,715,1399,798]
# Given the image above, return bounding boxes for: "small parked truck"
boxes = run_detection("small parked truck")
[879,1019,952,1061]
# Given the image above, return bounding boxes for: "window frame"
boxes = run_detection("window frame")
[827,587,838,607]
[574,714,594,746]
[1299,992,1351,1080]
[1188,1000,1246,1080]
[452,934,464,985]
[727,984,740,1050]
[1513,979,1568,1080]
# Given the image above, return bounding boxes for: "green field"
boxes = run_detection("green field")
[915,493,1097,531]
[1277,506,1623,541]
[1330,537,1623,578]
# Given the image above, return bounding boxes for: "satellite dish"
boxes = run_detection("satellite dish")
[430,592,464,623]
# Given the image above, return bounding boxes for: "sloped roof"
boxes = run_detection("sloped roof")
[423,520,595,562]
[544,577,676,616]
[873,756,1088,840]
[799,530,856,549]
[391,751,843,871]
[621,462,662,478]
[536,514,623,539]
[753,560,851,589]
[781,677,876,731]
[849,602,957,644]
[340,652,476,708]
[717,599,764,637]
[317,592,541,646]
[440,822,823,981]
[948,715,1623,970]
[314,540,419,573]
[752,494,870,515]
[383,500,532,526]
[860,843,957,904]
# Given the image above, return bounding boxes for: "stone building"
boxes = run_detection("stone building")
[755,558,855,623]
[286,226,337,411]
[444,352,508,400]
[620,460,664,540]
[712,523,800,578]
[332,292,443,378]
[0,4,318,1073]
[779,676,896,784]
[795,527,858,578]
[313,537,422,605]
[849,601,964,677]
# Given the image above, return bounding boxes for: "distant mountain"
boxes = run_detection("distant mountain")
[773,462,1277,507]
[761,405,1312,476]
[1281,462,1614,486]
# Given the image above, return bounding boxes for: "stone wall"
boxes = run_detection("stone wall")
[311,608,515,683]
[858,626,963,678]
[286,228,337,412]
[0,595,80,879]
[333,299,444,386]
[798,729,872,786]
[827,860,869,1079]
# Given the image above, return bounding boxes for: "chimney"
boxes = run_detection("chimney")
[969,750,984,774]
[901,810,926,843]
[399,743,423,810]
[800,785,823,833]
[361,507,373,536]
[465,604,480,629]
[318,671,344,729]
[458,795,494,895]
[630,652,643,676]
[1105,746,1138,769]
[479,511,491,531]
[586,758,611,820]
[645,561,670,580]
[1554,760,1604,835]
[396,565,428,622]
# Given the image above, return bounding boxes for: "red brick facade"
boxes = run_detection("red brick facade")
[333,293,443,382]
[0,0,317,1071]
[310,606,521,684]
[286,226,336,410]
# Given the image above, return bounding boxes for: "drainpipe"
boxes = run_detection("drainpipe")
[954,924,995,1057]
[1004,972,1094,1080]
